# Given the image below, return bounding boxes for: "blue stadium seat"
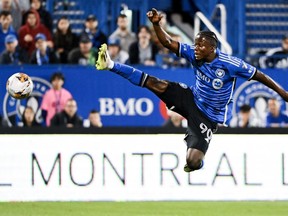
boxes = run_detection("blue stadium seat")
[246,1,288,54]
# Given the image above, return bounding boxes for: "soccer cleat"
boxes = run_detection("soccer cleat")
[96,43,111,70]
[184,164,193,172]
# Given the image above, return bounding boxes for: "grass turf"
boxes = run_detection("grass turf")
[0,201,288,216]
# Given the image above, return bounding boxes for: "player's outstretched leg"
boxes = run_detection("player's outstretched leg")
[184,147,205,172]
[96,43,148,87]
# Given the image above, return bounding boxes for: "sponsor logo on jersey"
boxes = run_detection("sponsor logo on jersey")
[3,77,51,127]
[197,70,210,83]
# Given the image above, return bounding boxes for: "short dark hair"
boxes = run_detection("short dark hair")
[239,104,251,113]
[118,14,127,19]
[137,25,152,35]
[90,109,100,114]
[0,11,11,17]
[50,72,65,82]
[198,31,218,47]
[283,35,288,40]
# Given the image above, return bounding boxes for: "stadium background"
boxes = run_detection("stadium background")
[1,0,288,215]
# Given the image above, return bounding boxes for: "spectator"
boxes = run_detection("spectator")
[229,104,260,128]
[156,34,189,68]
[87,109,103,128]
[0,10,17,53]
[163,110,186,128]
[18,9,53,56]
[21,106,41,127]
[0,34,29,64]
[68,34,98,66]
[22,0,53,32]
[150,11,174,55]
[81,14,107,49]
[30,33,59,65]
[41,72,72,126]
[50,98,83,127]
[53,16,78,63]
[107,38,129,64]
[266,98,288,127]
[109,14,136,52]
[128,25,158,66]
[16,0,30,12]
[259,35,288,69]
[0,0,29,31]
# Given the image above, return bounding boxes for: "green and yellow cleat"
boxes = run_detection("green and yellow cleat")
[183,164,193,172]
[96,43,110,70]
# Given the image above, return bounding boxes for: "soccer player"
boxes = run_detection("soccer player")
[96,8,288,172]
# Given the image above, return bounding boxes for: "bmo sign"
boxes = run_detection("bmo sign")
[99,98,154,116]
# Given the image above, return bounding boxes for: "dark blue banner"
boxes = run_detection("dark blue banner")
[1,65,287,127]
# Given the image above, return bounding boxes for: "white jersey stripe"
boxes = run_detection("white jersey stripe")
[219,58,241,67]
[219,54,241,64]
[223,78,236,126]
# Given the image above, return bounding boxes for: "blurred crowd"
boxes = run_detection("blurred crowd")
[0,0,190,68]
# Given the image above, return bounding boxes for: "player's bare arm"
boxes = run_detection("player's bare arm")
[252,70,288,102]
[147,8,179,54]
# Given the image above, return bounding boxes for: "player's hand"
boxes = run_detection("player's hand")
[147,8,163,25]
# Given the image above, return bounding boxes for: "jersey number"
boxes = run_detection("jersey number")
[200,123,212,143]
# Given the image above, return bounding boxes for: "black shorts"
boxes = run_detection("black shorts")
[156,81,218,154]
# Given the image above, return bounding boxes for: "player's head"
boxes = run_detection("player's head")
[194,31,218,61]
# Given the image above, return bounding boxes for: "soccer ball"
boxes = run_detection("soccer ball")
[6,73,34,99]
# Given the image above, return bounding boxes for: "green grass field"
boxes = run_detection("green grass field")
[0,201,288,216]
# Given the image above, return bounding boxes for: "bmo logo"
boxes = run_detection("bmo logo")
[99,98,154,116]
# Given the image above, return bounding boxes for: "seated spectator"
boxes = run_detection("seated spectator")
[22,0,53,32]
[20,106,41,127]
[128,25,158,66]
[259,35,288,68]
[109,14,136,52]
[107,38,128,64]
[18,9,53,56]
[53,16,78,63]
[0,34,29,64]
[266,98,288,127]
[229,104,260,128]
[41,72,72,126]
[0,10,17,53]
[0,0,29,31]
[30,33,59,65]
[156,34,189,68]
[163,110,186,129]
[50,98,83,127]
[68,34,98,66]
[81,14,107,49]
[86,109,103,128]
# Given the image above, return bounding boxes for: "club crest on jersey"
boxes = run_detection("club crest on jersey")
[212,78,223,89]
[215,69,225,78]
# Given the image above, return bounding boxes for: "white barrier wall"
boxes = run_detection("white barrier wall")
[0,134,288,201]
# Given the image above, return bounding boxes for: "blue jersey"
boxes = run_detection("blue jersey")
[266,112,288,127]
[179,43,256,125]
